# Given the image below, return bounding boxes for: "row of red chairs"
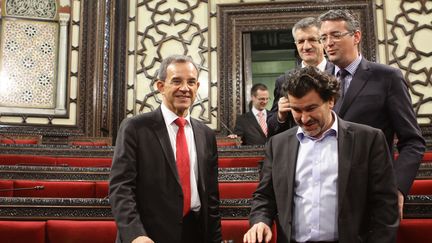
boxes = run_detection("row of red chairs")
[0,217,430,243]
[0,179,260,199]
[0,154,265,168]
[0,219,277,243]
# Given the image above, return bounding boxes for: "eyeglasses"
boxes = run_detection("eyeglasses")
[319,31,353,43]
[295,38,320,45]
[257,97,270,102]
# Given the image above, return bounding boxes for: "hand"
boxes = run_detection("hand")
[227,134,238,139]
[243,222,272,243]
[132,236,154,243]
[398,190,404,220]
[277,97,291,123]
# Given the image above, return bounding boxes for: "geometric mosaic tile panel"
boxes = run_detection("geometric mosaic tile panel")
[5,0,57,19]
[0,19,58,108]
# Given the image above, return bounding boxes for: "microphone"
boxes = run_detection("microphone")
[0,185,44,192]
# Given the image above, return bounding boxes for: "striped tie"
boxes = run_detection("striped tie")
[258,111,268,137]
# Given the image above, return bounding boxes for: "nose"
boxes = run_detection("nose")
[179,82,190,91]
[301,113,310,124]
[303,40,312,49]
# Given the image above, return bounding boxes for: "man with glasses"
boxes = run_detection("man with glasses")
[229,83,270,145]
[267,17,334,137]
[318,9,425,219]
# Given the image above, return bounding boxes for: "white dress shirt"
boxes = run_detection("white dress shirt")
[301,58,327,71]
[251,106,267,124]
[292,112,339,242]
[161,103,201,212]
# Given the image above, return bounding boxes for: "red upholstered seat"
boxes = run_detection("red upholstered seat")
[409,180,432,195]
[13,180,96,198]
[71,141,110,146]
[0,221,46,243]
[219,182,258,199]
[0,139,39,144]
[222,219,276,243]
[0,154,57,166]
[218,157,264,168]
[46,220,116,243]
[397,219,432,243]
[95,181,109,198]
[56,157,112,167]
[0,180,14,197]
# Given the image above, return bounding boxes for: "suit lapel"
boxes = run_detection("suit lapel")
[191,119,207,193]
[324,61,335,75]
[287,133,299,214]
[337,119,354,214]
[247,111,266,137]
[338,59,371,117]
[152,108,181,185]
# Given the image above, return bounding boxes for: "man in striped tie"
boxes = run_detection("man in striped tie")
[229,83,270,145]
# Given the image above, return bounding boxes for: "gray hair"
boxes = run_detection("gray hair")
[157,55,199,81]
[317,9,361,33]
[292,17,319,40]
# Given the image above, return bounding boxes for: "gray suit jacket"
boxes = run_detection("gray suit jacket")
[249,118,399,243]
[109,107,222,243]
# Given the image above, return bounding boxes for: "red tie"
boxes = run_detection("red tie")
[174,117,191,216]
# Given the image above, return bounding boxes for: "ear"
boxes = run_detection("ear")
[156,80,165,94]
[353,30,361,45]
[328,97,335,109]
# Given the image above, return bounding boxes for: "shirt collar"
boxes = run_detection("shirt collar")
[301,58,327,72]
[335,55,362,76]
[296,111,338,142]
[161,103,191,126]
[252,106,266,117]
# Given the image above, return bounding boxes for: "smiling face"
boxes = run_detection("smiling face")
[289,89,334,138]
[157,62,199,117]
[319,20,361,68]
[294,26,325,67]
[251,89,270,111]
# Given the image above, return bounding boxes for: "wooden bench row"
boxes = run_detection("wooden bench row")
[1,162,432,182]
[0,196,431,220]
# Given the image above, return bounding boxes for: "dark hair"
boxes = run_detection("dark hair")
[282,66,340,102]
[292,17,319,39]
[251,83,268,97]
[157,55,199,81]
[317,9,360,33]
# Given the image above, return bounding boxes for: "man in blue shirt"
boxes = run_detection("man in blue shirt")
[244,67,398,243]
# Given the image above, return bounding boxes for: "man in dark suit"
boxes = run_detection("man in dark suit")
[318,9,425,218]
[268,16,334,136]
[109,55,221,243]
[230,83,269,145]
[244,67,399,243]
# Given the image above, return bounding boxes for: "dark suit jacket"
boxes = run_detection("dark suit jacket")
[249,118,399,243]
[234,110,268,145]
[267,61,335,136]
[109,107,222,243]
[333,58,425,195]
